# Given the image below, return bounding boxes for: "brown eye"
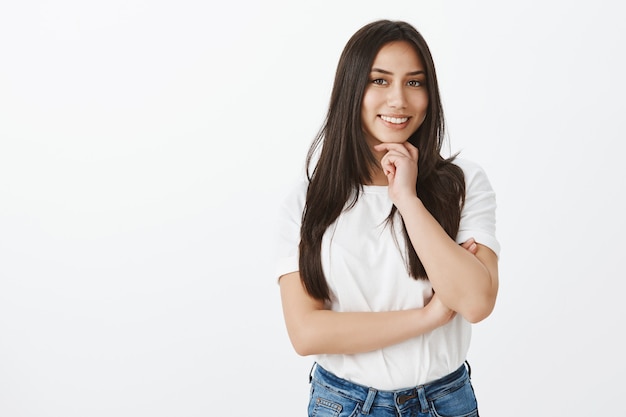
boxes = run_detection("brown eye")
[407,80,422,87]
[371,78,387,85]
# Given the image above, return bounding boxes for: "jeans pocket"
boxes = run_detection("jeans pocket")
[429,379,478,417]
[308,382,360,417]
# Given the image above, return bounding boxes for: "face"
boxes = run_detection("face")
[361,41,429,148]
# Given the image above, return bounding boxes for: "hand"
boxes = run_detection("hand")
[460,238,478,255]
[424,292,456,328]
[373,142,419,207]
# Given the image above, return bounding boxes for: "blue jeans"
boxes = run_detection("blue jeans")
[308,362,479,417]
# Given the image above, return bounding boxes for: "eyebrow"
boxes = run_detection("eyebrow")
[371,68,425,76]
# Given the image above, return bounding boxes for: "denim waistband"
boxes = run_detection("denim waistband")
[311,362,470,413]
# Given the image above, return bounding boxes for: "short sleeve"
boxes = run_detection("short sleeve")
[454,159,501,257]
[273,180,308,282]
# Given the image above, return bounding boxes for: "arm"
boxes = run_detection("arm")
[399,200,498,323]
[375,143,499,323]
[279,271,455,356]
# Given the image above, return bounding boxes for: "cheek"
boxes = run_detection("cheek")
[411,97,429,124]
[361,88,382,117]
[412,92,429,112]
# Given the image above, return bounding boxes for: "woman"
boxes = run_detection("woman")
[275,19,500,417]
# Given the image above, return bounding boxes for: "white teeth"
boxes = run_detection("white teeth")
[380,115,409,124]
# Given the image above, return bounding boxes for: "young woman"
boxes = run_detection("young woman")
[275,19,499,417]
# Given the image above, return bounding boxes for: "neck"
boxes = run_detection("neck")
[366,167,388,186]
[365,141,389,185]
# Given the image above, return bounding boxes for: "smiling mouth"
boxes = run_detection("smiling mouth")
[380,115,409,124]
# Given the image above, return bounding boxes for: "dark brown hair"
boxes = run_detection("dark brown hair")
[299,20,465,301]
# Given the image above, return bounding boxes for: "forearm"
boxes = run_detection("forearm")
[397,196,497,322]
[290,307,439,356]
[279,272,450,356]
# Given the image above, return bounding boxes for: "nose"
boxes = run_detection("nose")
[387,84,407,109]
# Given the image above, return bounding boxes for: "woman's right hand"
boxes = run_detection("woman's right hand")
[424,293,456,328]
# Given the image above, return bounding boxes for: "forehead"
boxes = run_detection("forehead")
[372,41,424,70]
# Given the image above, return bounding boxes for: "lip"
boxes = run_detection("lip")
[379,114,411,128]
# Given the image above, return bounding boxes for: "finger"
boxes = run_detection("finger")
[469,242,477,254]
[380,155,396,176]
[374,143,413,159]
[380,153,409,176]
[461,238,475,248]
[380,150,405,168]
[460,238,478,254]
[380,150,409,163]
[382,163,395,177]
[380,149,414,166]
[404,142,419,160]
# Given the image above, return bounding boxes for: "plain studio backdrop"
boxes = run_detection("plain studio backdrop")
[0,1,624,416]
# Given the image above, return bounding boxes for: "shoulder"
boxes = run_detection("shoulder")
[452,157,488,179]
[278,176,309,213]
[453,157,500,254]
[452,157,494,192]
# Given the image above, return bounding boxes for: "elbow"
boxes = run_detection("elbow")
[288,327,318,357]
[464,306,493,324]
[462,293,497,324]
[464,275,498,323]
[292,343,314,357]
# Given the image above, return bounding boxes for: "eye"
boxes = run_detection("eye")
[407,80,422,87]
[371,78,388,86]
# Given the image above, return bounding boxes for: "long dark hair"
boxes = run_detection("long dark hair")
[299,20,466,301]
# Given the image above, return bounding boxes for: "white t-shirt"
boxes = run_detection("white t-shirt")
[275,158,500,390]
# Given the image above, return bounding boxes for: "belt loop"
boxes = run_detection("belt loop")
[309,362,317,384]
[361,387,377,414]
[465,360,472,379]
[417,386,428,413]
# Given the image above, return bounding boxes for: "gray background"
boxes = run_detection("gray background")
[1,0,624,415]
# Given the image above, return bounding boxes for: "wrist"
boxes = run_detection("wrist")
[413,304,439,334]
[394,194,422,216]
